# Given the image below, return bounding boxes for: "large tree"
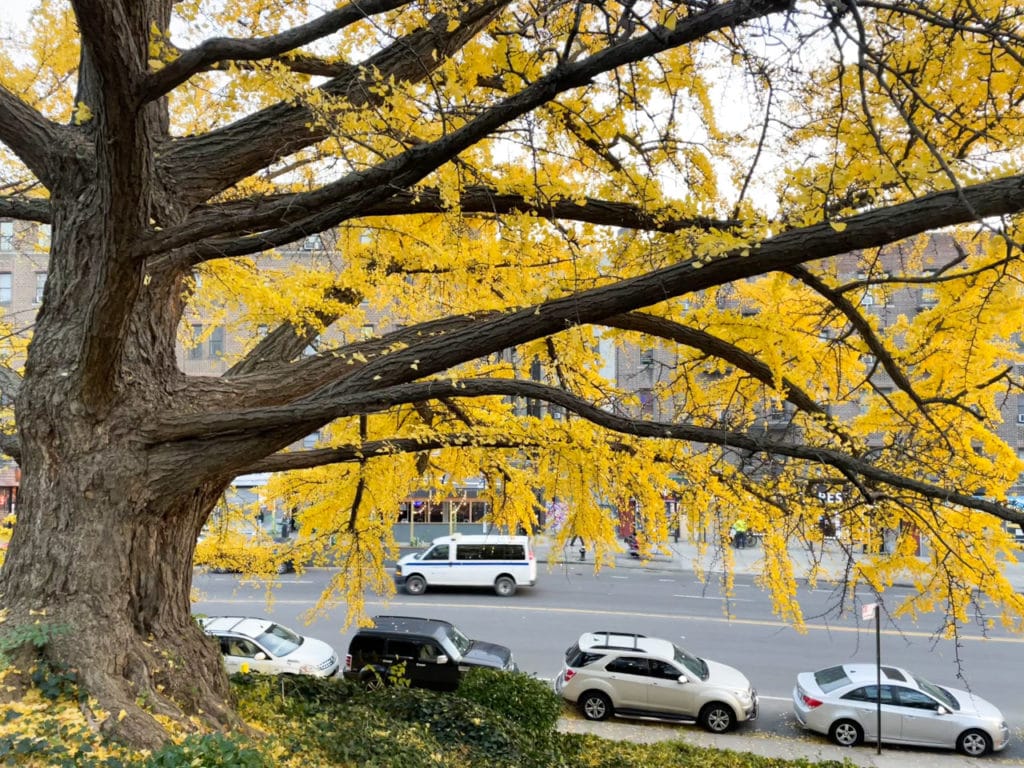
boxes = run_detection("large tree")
[1,0,1024,749]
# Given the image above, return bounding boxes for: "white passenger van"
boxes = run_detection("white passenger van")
[395,533,537,596]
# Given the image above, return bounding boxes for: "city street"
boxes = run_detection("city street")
[193,562,1024,762]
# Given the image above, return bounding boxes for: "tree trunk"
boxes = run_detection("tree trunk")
[0,166,240,745]
[0,420,239,748]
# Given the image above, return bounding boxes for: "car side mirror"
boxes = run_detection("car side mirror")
[677,675,688,684]
[436,654,449,665]
[254,652,267,661]
[936,706,950,715]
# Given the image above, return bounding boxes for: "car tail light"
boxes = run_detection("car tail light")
[345,654,352,671]
[800,692,823,708]
[564,668,576,682]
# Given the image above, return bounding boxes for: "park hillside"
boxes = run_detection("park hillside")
[0,0,1023,752]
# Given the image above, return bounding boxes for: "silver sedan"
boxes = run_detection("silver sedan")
[792,663,1009,756]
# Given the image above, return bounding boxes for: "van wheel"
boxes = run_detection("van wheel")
[494,576,516,597]
[579,691,612,721]
[405,575,427,595]
[699,702,735,733]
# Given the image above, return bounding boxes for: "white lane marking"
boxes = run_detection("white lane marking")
[757,695,792,702]
[673,594,753,602]
[658,578,677,582]
[611,575,630,579]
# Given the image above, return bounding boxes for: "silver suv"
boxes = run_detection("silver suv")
[554,631,757,732]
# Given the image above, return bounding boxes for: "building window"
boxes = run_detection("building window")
[188,323,204,359]
[303,335,320,356]
[0,273,11,304]
[302,431,321,449]
[38,224,51,249]
[34,272,47,304]
[257,324,269,338]
[208,325,224,357]
[361,324,375,339]
[0,222,13,251]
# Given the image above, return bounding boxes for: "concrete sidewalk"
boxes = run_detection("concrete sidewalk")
[557,714,1018,768]
[533,534,1024,592]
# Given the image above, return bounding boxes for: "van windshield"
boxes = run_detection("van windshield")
[422,545,449,561]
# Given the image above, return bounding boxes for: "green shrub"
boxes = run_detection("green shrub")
[374,686,517,757]
[456,668,561,733]
[144,733,272,768]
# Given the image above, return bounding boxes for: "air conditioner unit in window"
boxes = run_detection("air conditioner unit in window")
[1017,414,1024,424]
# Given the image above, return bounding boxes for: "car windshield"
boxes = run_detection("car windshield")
[912,673,959,710]
[256,624,302,657]
[673,644,708,680]
[445,624,473,656]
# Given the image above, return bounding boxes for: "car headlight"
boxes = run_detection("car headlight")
[395,565,403,575]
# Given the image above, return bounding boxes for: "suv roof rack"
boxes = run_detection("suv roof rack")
[587,631,647,650]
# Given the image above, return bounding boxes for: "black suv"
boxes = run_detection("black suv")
[344,615,516,691]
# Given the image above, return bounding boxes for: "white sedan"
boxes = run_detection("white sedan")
[199,616,339,677]
[792,663,1009,756]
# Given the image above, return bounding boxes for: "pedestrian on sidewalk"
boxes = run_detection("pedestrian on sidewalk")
[730,518,749,548]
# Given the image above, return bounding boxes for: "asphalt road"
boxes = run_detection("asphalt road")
[192,561,1024,761]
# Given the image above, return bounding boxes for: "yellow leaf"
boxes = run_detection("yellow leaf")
[72,102,93,125]
[829,221,847,232]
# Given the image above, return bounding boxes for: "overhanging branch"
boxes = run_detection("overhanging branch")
[139,0,413,104]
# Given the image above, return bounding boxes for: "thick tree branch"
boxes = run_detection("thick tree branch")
[162,0,511,206]
[216,311,496,408]
[150,187,740,258]
[0,195,51,223]
[326,174,1024,398]
[0,85,70,189]
[786,265,926,405]
[603,312,825,414]
[139,0,414,104]
[150,377,1024,526]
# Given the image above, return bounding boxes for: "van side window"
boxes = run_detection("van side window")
[423,545,449,561]
[456,544,524,560]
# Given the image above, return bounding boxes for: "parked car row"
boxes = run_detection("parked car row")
[198,614,1011,757]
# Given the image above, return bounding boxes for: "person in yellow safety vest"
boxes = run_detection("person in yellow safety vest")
[731,518,749,549]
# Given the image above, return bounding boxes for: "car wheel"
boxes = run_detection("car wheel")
[359,667,386,690]
[494,576,516,597]
[579,691,612,721]
[828,719,864,747]
[698,702,735,733]
[405,574,427,595]
[957,729,992,757]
